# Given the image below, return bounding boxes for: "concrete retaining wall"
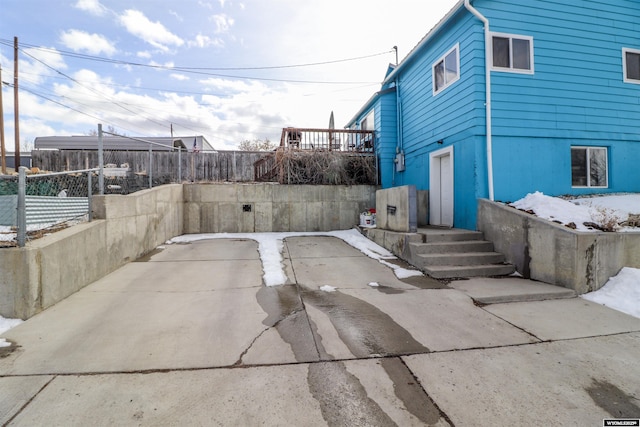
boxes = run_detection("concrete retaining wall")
[183,183,377,233]
[0,184,184,319]
[1,183,375,319]
[477,199,640,294]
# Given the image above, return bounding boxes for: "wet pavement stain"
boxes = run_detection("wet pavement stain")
[300,288,430,358]
[256,285,320,362]
[400,274,450,289]
[379,358,443,425]
[585,378,640,417]
[372,285,405,295]
[307,362,397,427]
[133,247,165,262]
[256,286,401,425]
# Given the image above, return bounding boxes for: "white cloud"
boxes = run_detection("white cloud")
[137,51,152,59]
[198,1,214,10]
[188,34,224,49]
[170,73,190,81]
[119,9,184,51]
[210,13,234,34]
[60,30,116,56]
[74,0,107,16]
[169,10,183,22]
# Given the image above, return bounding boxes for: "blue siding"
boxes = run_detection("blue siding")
[349,0,640,230]
[376,91,397,188]
[477,0,640,203]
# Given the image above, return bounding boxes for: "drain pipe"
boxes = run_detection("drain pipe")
[464,0,494,201]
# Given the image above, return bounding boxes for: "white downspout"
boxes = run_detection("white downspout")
[464,0,494,201]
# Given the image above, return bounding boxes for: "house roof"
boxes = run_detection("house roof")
[382,0,465,85]
[33,135,216,152]
[345,0,466,128]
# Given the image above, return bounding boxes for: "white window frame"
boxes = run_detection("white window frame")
[623,47,640,84]
[490,32,534,74]
[571,146,609,188]
[360,110,375,131]
[432,43,460,95]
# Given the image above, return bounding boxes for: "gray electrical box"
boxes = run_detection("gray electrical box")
[395,152,405,172]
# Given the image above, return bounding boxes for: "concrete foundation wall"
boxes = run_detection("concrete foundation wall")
[184,183,377,233]
[0,184,184,319]
[477,199,640,294]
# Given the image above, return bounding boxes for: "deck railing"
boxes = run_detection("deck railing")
[280,127,375,152]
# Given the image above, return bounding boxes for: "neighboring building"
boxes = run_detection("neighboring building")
[34,135,215,153]
[347,0,640,230]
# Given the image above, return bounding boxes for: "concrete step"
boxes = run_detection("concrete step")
[416,252,506,267]
[424,264,516,279]
[418,228,485,243]
[409,240,495,255]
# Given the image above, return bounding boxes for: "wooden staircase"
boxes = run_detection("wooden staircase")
[409,228,515,279]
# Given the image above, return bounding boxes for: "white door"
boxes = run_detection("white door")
[430,147,454,227]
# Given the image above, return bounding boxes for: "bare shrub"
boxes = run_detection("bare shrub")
[274,149,377,185]
[589,206,622,232]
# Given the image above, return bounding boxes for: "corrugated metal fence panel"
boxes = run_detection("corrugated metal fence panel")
[25,196,89,226]
[0,195,17,226]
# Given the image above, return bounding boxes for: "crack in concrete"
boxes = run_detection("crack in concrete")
[3,374,56,426]
[232,326,270,367]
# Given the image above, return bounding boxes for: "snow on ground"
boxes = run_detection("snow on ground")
[0,316,23,347]
[510,192,640,232]
[320,285,337,293]
[168,228,423,287]
[511,192,640,319]
[582,267,640,319]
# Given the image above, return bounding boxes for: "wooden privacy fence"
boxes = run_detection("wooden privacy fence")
[31,150,273,184]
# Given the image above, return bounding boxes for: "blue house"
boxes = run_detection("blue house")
[347,0,640,230]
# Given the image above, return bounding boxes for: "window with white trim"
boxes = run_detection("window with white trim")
[623,48,640,84]
[571,147,608,188]
[491,33,534,73]
[433,44,460,94]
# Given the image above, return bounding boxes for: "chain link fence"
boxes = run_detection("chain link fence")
[0,168,96,247]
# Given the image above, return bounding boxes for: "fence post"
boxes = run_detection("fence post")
[98,124,104,195]
[87,170,93,222]
[149,144,153,189]
[17,166,26,247]
[178,147,182,183]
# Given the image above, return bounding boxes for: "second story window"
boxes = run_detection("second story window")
[433,44,460,95]
[492,33,534,73]
[623,48,640,84]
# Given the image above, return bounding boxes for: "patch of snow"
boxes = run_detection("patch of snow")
[393,268,424,279]
[320,285,337,292]
[368,282,380,287]
[581,267,640,319]
[510,192,640,232]
[0,316,23,346]
[0,316,22,335]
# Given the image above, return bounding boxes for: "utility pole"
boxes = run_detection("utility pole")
[13,37,20,170]
[0,64,6,174]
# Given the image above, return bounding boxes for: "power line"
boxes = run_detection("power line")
[0,38,392,71]
[0,38,384,85]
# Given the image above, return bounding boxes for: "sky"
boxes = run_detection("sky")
[0,0,461,150]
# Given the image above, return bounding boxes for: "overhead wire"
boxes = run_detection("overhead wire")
[0,37,392,143]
